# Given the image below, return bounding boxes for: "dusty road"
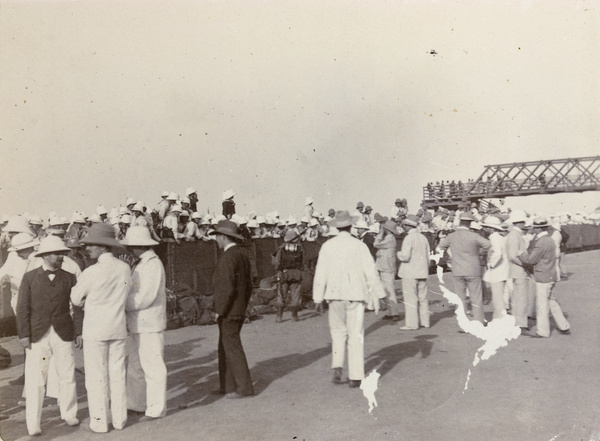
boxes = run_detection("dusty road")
[1,250,599,441]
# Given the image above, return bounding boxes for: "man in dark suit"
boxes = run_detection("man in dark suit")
[209,220,254,398]
[17,236,83,436]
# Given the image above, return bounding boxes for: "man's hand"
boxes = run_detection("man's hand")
[315,303,324,315]
[0,275,10,288]
[19,337,31,350]
[74,335,83,350]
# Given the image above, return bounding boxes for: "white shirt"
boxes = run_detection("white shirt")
[71,252,130,341]
[126,249,166,333]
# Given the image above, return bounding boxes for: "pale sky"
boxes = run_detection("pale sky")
[1,0,599,220]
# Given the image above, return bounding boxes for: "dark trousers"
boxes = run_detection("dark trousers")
[217,317,254,396]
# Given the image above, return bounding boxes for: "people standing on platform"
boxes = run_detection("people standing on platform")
[312,210,385,388]
[186,187,199,212]
[222,189,236,220]
[71,223,131,433]
[397,215,431,330]
[518,218,571,338]
[437,213,490,324]
[209,220,254,398]
[17,236,83,436]
[481,216,510,320]
[304,196,314,219]
[374,220,400,322]
[121,227,168,421]
[272,230,304,323]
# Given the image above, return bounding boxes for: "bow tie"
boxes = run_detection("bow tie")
[45,269,58,275]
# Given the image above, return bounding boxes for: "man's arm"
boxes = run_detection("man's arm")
[70,270,91,308]
[16,271,32,347]
[397,234,413,263]
[214,253,237,317]
[126,260,163,312]
[519,239,545,266]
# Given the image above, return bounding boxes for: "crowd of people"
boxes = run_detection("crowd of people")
[0,187,588,436]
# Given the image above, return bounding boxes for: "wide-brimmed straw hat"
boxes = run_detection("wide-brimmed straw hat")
[120,226,159,246]
[482,216,505,230]
[330,211,356,228]
[36,235,70,256]
[80,223,120,247]
[8,233,39,252]
[382,220,398,234]
[208,220,244,240]
[532,217,549,228]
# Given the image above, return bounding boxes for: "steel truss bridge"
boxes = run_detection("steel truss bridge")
[421,156,600,211]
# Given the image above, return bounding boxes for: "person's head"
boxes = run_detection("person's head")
[330,210,354,233]
[209,220,244,249]
[395,198,402,207]
[36,235,70,270]
[531,217,549,235]
[120,226,158,259]
[458,212,476,228]
[80,223,120,259]
[9,233,39,260]
[356,202,364,213]
[401,215,419,233]
[181,197,191,209]
[126,197,136,211]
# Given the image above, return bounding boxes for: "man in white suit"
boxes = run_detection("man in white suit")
[71,223,131,433]
[313,211,385,388]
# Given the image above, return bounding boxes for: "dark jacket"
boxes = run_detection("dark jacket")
[213,245,252,319]
[17,266,83,343]
[222,199,236,218]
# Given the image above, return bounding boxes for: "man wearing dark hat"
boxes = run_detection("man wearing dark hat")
[272,230,304,323]
[17,236,83,436]
[397,215,431,330]
[121,227,168,420]
[518,218,570,338]
[71,223,131,433]
[209,220,254,398]
[313,211,385,388]
[437,212,490,324]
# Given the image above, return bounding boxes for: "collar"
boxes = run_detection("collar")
[97,252,113,263]
[536,231,549,239]
[139,249,157,262]
[456,226,470,231]
[42,263,59,272]
[224,243,236,252]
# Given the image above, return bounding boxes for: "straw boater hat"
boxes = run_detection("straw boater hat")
[80,223,121,247]
[8,233,39,252]
[330,211,355,228]
[120,226,159,247]
[482,216,506,231]
[532,217,549,228]
[35,235,70,256]
[459,212,477,222]
[208,220,244,240]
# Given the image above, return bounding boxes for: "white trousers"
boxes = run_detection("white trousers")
[379,271,400,316]
[25,327,77,435]
[126,332,167,418]
[488,281,507,320]
[402,278,429,328]
[535,282,570,337]
[328,300,365,381]
[83,339,127,433]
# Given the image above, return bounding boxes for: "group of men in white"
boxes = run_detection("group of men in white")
[0,216,167,436]
[0,189,584,435]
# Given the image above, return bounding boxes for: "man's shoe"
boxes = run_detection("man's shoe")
[391,315,401,322]
[225,392,243,399]
[127,409,144,416]
[521,329,544,338]
[381,315,394,320]
[28,428,42,436]
[348,380,361,388]
[9,374,25,386]
[399,326,418,330]
[559,328,571,335]
[138,415,159,423]
[18,399,26,408]
[331,367,342,384]
[64,417,80,426]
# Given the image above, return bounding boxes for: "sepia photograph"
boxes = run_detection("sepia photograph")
[0,1,599,440]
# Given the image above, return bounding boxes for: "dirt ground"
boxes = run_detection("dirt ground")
[1,250,599,441]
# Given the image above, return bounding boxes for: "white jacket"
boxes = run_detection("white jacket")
[313,231,384,304]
